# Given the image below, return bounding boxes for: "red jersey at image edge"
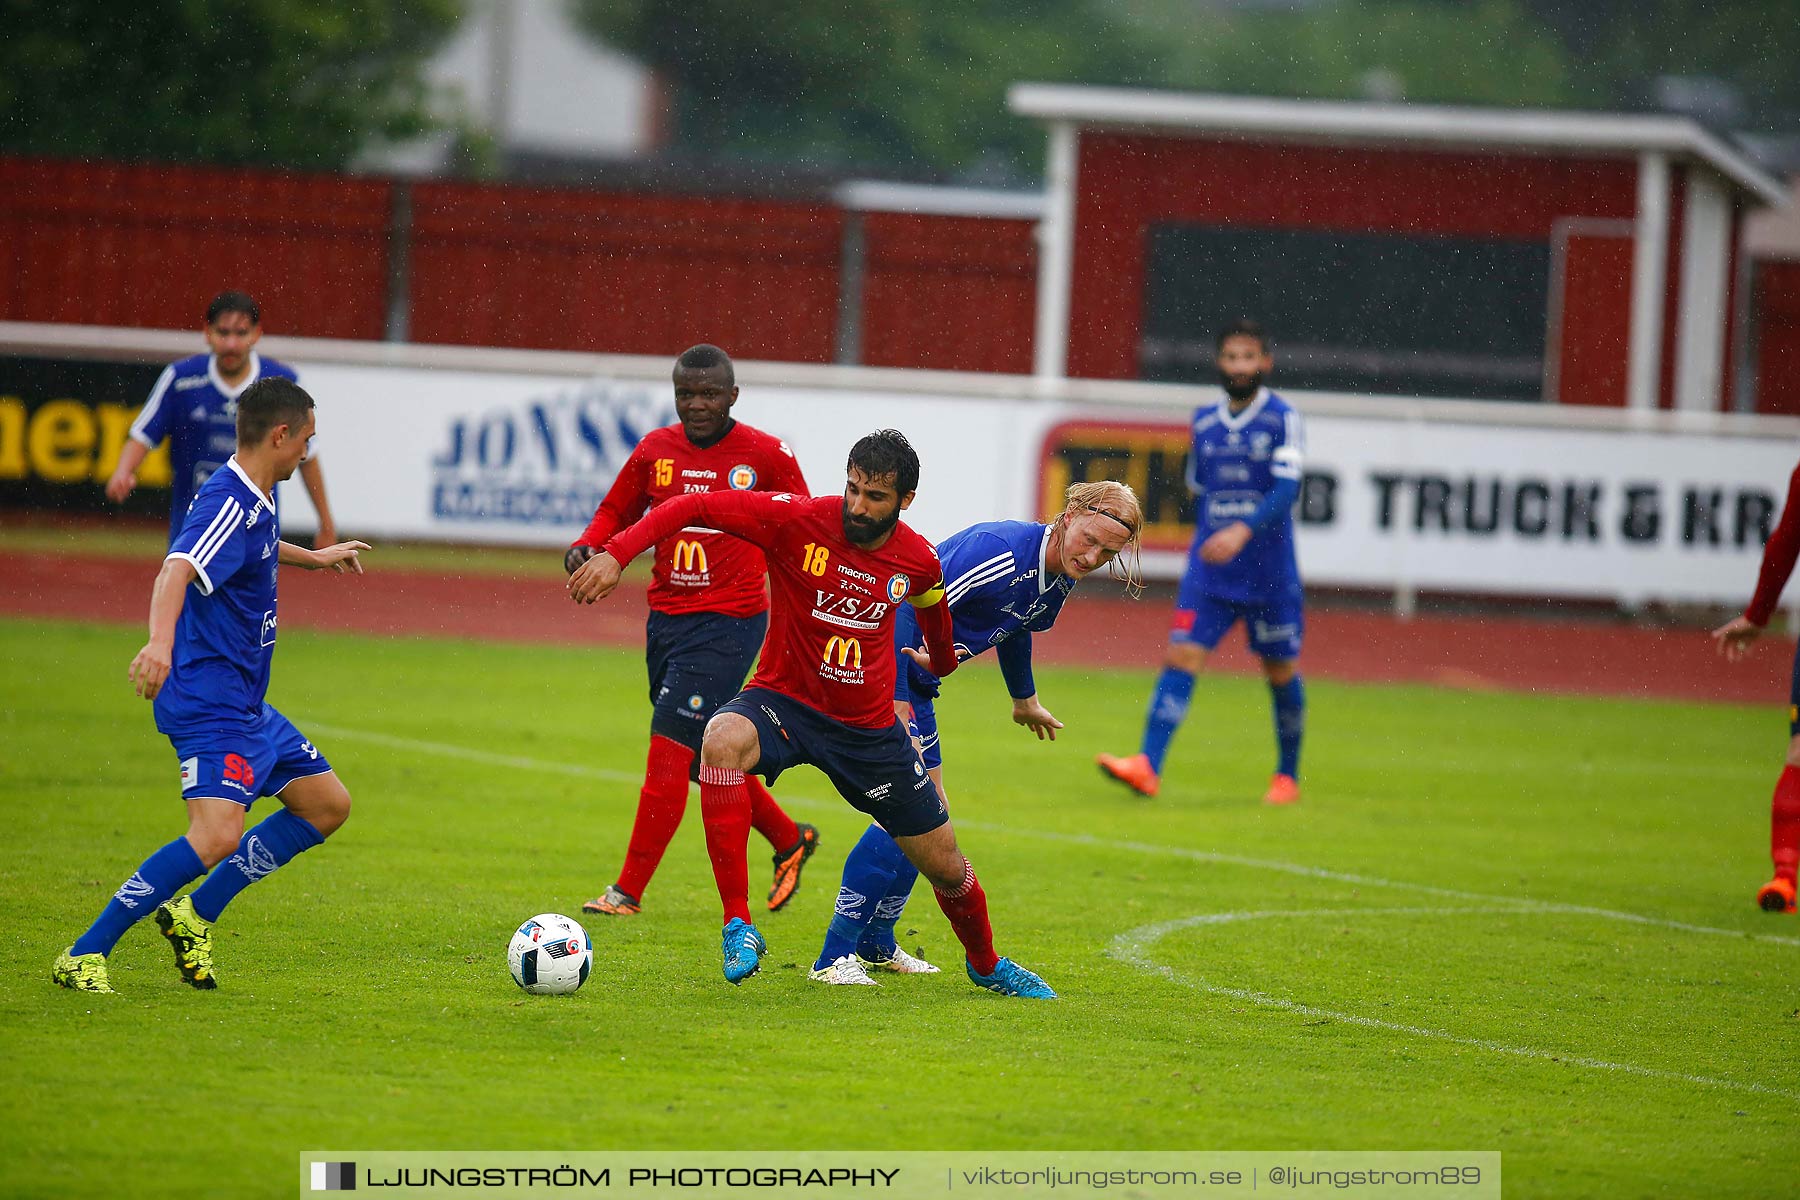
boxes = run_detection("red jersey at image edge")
[571,422,808,618]
[604,492,947,729]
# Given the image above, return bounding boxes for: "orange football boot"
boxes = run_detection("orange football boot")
[1097,753,1160,798]
[1263,774,1301,806]
[1755,876,1796,914]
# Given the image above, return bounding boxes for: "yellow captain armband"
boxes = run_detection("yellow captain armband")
[907,584,945,608]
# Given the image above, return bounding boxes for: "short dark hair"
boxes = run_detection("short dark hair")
[846,429,919,496]
[1216,317,1268,352]
[237,377,313,446]
[676,343,734,386]
[207,290,261,326]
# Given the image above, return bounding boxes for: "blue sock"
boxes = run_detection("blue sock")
[814,824,909,970]
[1140,667,1196,773]
[70,837,206,957]
[189,810,325,923]
[1271,675,1305,779]
[856,860,920,962]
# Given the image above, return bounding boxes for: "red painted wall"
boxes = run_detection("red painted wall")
[405,182,842,363]
[0,157,391,339]
[1064,133,1641,385]
[857,212,1035,373]
[1555,232,1633,405]
[1754,259,1800,415]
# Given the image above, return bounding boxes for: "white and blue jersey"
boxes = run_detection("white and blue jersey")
[154,457,282,739]
[130,352,300,544]
[894,520,1076,768]
[1182,387,1304,603]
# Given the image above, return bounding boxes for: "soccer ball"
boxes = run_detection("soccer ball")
[507,913,592,995]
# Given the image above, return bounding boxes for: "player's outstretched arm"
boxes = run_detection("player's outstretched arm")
[568,551,624,604]
[105,439,151,503]
[130,557,197,700]
[280,540,371,574]
[1010,694,1064,741]
[1711,615,1764,662]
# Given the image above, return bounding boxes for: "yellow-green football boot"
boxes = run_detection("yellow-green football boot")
[52,950,115,994]
[154,895,218,989]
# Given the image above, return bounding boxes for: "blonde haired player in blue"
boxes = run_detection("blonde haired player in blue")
[806,480,1143,984]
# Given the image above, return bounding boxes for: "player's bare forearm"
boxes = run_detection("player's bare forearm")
[106,438,151,503]
[131,558,196,698]
[281,540,371,574]
[568,551,623,604]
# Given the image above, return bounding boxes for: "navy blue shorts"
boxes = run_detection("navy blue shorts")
[166,703,333,809]
[645,610,767,754]
[718,687,947,837]
[1170,584,1304,661]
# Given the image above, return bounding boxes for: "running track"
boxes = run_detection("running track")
[0,550,1787,706]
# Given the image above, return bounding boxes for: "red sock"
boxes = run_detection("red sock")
[615,735,693,899]
[932,858,998,975]
[697,764,753,925]
[1772,765,1800,882]
[745,774,799,850]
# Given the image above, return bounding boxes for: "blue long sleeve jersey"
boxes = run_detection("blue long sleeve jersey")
[893,520,1076,703]
[1184,387,1305,602]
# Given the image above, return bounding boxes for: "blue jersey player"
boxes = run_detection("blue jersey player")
[806,481,1144,985]
[53,378,370,995]
[107,291,338,548]
[1099,319,1307,806]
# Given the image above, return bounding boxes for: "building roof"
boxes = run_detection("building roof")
[1009,84,1787,207]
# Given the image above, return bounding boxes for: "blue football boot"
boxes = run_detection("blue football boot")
[966,956,1057,998]
[721,917,767,985]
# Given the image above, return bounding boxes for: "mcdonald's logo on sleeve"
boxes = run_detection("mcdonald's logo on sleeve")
[671,539,709,574]
[822,636,863,669]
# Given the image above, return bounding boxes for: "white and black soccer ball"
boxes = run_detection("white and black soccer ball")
[507,913,592,995]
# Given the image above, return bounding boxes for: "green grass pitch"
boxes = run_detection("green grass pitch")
[1,615,1793,1198]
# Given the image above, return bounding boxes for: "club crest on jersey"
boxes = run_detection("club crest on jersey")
[727,464,757,490]
[885,574,911,603]
[687,694,705,711]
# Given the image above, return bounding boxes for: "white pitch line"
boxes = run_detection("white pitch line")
[1113,908,1800,1102]
[302,720,1800,950]
[303,721,645,785]
[947,822,1800,949]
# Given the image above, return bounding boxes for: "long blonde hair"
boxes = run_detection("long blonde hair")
[1058,479,1145,597]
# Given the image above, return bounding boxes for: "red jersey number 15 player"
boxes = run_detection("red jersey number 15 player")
[570,430,1056,997]
[565,345,819,920]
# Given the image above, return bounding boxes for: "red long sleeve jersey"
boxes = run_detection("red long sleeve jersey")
[1747,460,1800,626]
[571,422,808,618]
[605,492,949,729]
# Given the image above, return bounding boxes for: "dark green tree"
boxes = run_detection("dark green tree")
[0,0,463,168]
[570,0,1162,176]
[1132,0,1574,109]
[1517,0,1800,125]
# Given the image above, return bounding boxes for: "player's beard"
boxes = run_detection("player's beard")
[1220,370,1263,402]
[842,503,900,546]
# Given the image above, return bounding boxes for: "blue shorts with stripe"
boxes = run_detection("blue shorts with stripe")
[166,703,332,809]
[1172,574,1304,662]
[717,686,947,837]
[644,610,767,755]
